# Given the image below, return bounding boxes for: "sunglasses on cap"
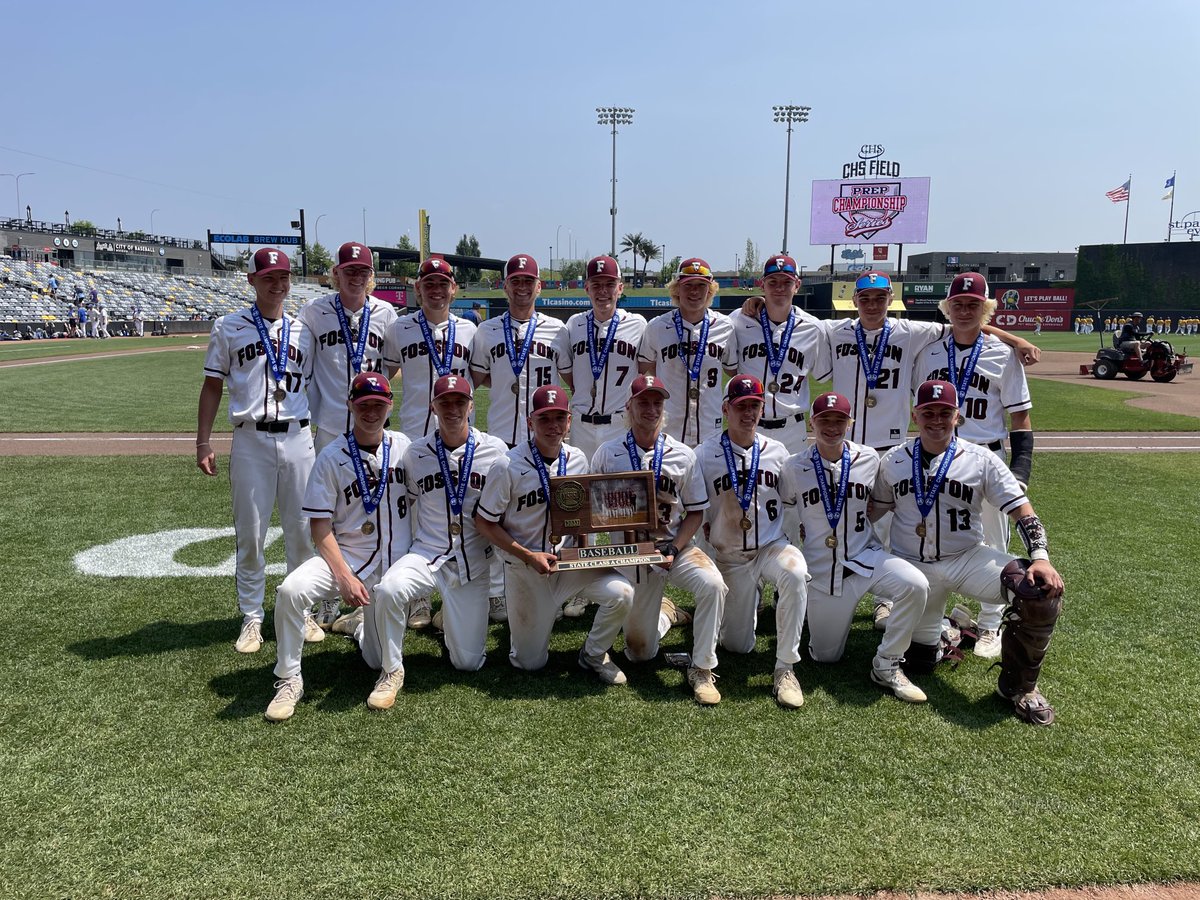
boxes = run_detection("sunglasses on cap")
[679,261,712,277]
[764,261,797,275]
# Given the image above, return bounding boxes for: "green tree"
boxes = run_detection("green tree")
[637,237,660,279]
[561,259,586,282]
[389,234,418,279]
[302,242,333,275]
[455,233,482,282]
[660,255,681,283]
[619,232,644,279]
[740,238,760,283]
[72,220,98,237]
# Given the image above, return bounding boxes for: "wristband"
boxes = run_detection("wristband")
[1016,514,1048,558]
[657,542,679,559]
[1008,430,1034,486]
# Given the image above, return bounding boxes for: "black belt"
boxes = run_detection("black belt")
[987,440,1004,452]
[241,419,309,433]
[581,413,612,425]
[760,413,804,429]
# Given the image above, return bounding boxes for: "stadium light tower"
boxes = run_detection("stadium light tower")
[596,106,634,257]
[772,104,811,254]
[0,172,34,218]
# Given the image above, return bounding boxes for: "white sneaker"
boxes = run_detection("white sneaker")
[316,599,341,631]
[562,596,588,618]
[772,668,805,709]
[687,667,721,705]
[303,615,326,643]
[264,676,303,722]
[871,662,928,703]
[331,607,364,636]
[234,618,263,654]
[873,602,891,631]
[974,628,1002,660]
[489,595,508,623]
[367,668,405,710]
[578,649,627,685]
[408,597,432,630]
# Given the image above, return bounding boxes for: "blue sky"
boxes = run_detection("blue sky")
[2,0,1194,272]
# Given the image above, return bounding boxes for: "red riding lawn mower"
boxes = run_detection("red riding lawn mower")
[1082,333,1193,382]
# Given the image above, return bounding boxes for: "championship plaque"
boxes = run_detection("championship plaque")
[548,471,666,571]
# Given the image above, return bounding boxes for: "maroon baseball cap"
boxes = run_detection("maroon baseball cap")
[349,372,393,405]
[811,391,852,419]
[418,256,455,281]
[529,384,569,416]
[504,254,540,279]
[946,272,989,301]
[725,375,765,405]
[628,373,670,400]
[762,254,799,279]
[915,380,959,409]
[432,373,472,400]
[249,247,290,276]
[585,255,620,281]
[677,257,714,282]
[336,242,374,270]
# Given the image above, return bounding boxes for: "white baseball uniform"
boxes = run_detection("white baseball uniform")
[554,309,646,461]
[639,309,735,447]
[695,432,807,667]
[781,439,928,663]
[476,440,633,670]
[591,431,726,668]
[373,427,507,671]
[873,438,1029,645]
[203,305,316,622]
[469,312,565,447]
[300,293,398,452]
[383,311,476,439]
[132,301,144,337]
[274,430,413,680]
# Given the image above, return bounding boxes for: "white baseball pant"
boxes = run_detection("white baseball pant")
[905,545,1013,649]
[717,541,808,666]
[622,546,727,669]
[979,443,1013,631]
[504,561,633,670]
[375,554,490,671]
[313,427,341,455]
[229,424,314,621]
[570,418,626,466]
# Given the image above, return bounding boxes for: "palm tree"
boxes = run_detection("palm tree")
[619,232,644,279]
[637,237,660,279]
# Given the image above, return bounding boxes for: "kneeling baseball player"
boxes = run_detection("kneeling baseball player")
[695,376,808,709]
[870,380,1066,724]
[475,385,634,684]
[265,373,412,721]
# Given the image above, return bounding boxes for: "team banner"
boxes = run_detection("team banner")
[810,177,931,245]
[991,287,1074,331]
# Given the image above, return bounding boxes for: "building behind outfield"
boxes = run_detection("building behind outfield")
[1076,242,1200,310]
[1,217,213,275]
[903,250,1076,283]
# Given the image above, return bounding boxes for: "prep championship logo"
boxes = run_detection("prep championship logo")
[832,181,908,239]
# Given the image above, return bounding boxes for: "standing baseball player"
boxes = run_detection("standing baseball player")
[475,385,633,683]
[779,391,930,703]
[372,374,508,672]
[914,272,1036,658]
[265,372,413,721]
[131,300,144,337]
[554,255,646,462]
[300,241,398,455]
[591,375,728,705]
[871,380,1065,724]
[694,375,807,709]
[196,247,319,654]
[638,257,734,448]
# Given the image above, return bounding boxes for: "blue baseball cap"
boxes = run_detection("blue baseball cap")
[854,271,892,293]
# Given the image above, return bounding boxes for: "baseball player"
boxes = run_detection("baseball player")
[591,375,728,705]
[554,255,647,462]
[694,375,807,709]
[871,380,1065,725]
[196,247,319,654]
[371,374,508,672]
[300,241,398,456]
[383,256,477,439]
[131,300,144,337]
[475,385,634,683]
[638,257,734,449]
[779,391,930,703]
[914,272,1036,659]
[469,254,565,448]
[264,372,413,721]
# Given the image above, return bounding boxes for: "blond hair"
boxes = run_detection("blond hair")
[330,266,377,297]
[667,274,718,309]
[938,294,997,325]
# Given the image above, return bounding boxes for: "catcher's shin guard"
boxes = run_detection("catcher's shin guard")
[997,558,1063,725]
[901,642,941,677]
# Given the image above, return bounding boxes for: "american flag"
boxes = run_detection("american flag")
[1106,179,1130,203]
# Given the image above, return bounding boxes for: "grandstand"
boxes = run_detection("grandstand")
[0,256,327,334]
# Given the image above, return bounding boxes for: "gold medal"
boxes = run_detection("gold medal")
[865,393,877,408]
[768,381,780,393]
[511,383,520,395]
[740,515,752,532]
[825,534,837,548]
[915,522,927,538]
[362,521,375,535]
[273,388,286,402]
[688,386,700,400]
[450,522,462,536]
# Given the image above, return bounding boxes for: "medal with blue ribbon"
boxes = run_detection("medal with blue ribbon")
[855,319,892,408]
[250,304,291,403]
[418,311,456,378]
[529,439,566,545]
[912,436,957,538]
[721,433,761,533]
[626,430,668,526]
[504,313,538,396]
[811,443,850,548]
[758,307,795,393]
[435,431,476,537]
[334,293,371,376]
[347,432,390,535]
[587,310,618,400]
[947,334,984,410]
[673,310,711,401]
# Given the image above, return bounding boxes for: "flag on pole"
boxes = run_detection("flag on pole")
[1106,179,1131,203]
[1163,174,1175,201]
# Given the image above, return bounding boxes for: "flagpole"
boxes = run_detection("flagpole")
[1123,173,1131,244]
[1167,170,1176,242]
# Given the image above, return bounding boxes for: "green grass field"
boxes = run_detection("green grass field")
[1,453,1198,899]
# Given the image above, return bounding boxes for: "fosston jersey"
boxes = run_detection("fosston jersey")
[383,312,476,438]
[723,307,830,426]
[694,432,790,566]
[469,314,565,446]
[639,309,735,447]
[554,309,646,418]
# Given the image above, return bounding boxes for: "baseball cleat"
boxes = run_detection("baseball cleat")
[872,602,891,631]
[235,618,263,654]
[577,650,628,685]
[660,597,693,627]
[973,628,1002,660]
[303,615,326,644]
[772,668,805,709]
[997,684,1055,726]
[871,663,928,703]
[431,608,444,632]
[687,667,721,705]
[408,597,432,630]
[562,596,588,618]
[367,667,405,710]
[316,600,341,631]
[264,676,303,722]
[488,595,508,623]
[331,607,364,636]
